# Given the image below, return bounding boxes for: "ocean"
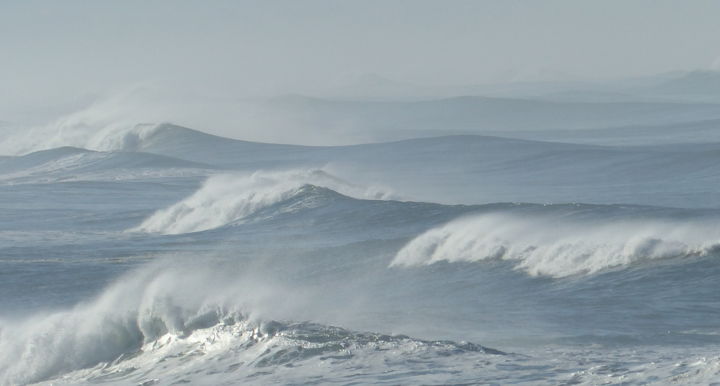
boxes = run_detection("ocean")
[1,123,719,385]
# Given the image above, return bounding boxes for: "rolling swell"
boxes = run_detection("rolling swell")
[131,167,720,278]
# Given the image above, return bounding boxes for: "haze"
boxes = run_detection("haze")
[2,0,720,142]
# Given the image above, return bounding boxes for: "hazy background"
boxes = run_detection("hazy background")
[2,0,720,143]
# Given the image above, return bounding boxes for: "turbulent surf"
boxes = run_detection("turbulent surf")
[1,122,720,385]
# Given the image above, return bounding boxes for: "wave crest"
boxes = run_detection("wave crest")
[391,214,720,277]
[132,169,398,234]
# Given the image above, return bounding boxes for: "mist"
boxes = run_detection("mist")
[4,0,720,145]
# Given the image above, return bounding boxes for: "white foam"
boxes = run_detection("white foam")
[0,261,283,385]
[391,214,720,277]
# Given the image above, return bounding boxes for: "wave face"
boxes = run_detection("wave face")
[392,213,720,277]
[133,169,397,234]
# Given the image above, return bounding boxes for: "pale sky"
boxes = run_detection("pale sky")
[2,0,720,126]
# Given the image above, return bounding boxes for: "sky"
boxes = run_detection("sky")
[2,0,720,134]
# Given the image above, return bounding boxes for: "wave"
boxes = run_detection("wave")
[38,320,499,386]
[8,119,720,207]
[132,169,398,234]
[0,260,500,385]
[391,213,720,277]
[0,146,216,184]
[0,121,161,156]
[0,118,261,156]
[0,119,309,167]
[0,88,245,156]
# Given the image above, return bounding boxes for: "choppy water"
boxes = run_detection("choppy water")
[1,124,719,385]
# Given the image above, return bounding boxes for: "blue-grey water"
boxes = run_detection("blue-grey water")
[1,124,719,385]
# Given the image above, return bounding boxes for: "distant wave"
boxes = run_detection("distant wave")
[0,121,164,155]
[0,146,215,184]
[132,169,398,234]
[391,213,720,277]
[0,261,499,385]
[0,119,301,161]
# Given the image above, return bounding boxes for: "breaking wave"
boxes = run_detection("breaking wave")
[391,213,720,277]
[0,120,168,156]
[0,261,499,385]
[0,87,222,156]
[132,169,398,234]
